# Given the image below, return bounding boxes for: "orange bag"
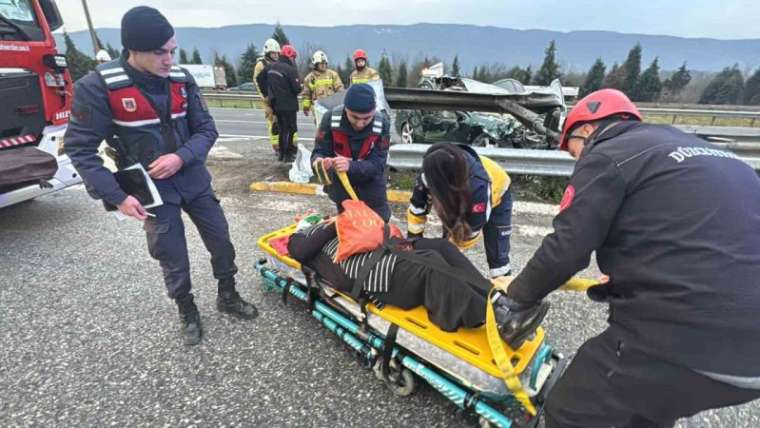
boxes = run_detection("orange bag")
[334,199,401,262]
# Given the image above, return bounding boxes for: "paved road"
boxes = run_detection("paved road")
[0,116,757,426]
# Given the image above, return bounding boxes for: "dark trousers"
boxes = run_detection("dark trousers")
[144,192,238,299]
[544,327,760,428]
[275,110,298,160]
[377,238,491,332]
[483,189,513,277]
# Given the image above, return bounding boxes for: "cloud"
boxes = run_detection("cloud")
[55,0,760,39]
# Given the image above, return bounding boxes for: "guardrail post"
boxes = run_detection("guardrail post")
[711,116,717,125]
[671,114,677,124]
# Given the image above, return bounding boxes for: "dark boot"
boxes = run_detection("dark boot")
[176,294,203,346]
[217,279,259,320]
[493,293,550,349]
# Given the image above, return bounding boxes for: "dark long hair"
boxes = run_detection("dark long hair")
[422,144,472,242]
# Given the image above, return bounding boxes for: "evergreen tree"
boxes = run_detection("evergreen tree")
[63,32,96,81]
[179,48,189,64]
[105,43,120,60]
[340,55,354,84]
[699,65,744,105]
[603,62,626,90]
[451,55,460,77]
[237,43,259,83]
[378,55,393,86]
[621,43,642,95]
[633,58,662,102]
[506,65,532,84]
[191,47,203,64]
[533,40,561,85]
[272,23,290,46]
[472,66,479,80]
[214,53,238,87]
[579,58,606,97]
[396,61,408,87]
[744,68,760,105]
[663,62,692,95]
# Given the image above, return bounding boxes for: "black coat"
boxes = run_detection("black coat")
[508,121,760,376]
[256,57,301,112]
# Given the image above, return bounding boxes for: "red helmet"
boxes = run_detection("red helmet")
[353,49,368,62]
[559,89,642,150]
[281,45,297,59]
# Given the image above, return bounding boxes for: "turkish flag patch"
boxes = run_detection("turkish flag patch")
[559,185,575,212]
[472,202,487,213]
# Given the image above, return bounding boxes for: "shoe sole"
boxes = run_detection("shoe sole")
[508,301,550,349]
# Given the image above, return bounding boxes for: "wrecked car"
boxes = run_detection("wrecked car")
[393,76,566,149]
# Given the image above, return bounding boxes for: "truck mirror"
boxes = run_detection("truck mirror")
[39,0,64,32]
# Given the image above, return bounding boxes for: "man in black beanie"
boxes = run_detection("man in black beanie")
[64,6,258,346]
[311,83,391,221]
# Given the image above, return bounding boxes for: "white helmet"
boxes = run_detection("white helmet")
[95,49,112,62]
[264,38,281,55]
[311,50,328,66]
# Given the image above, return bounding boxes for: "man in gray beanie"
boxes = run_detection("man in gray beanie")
[311,83,391,221]
[65,6,258,346]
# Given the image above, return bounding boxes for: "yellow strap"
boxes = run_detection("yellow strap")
[485,287,537,415]
[302,99,312,109]
[312,159,332,186]
[336,171,359,201]
[560,277,598,292]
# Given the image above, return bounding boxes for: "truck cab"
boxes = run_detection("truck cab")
[0,0,82,208]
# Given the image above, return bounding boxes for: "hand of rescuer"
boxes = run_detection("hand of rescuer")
[333,156,351,172]
[118,195,148,221]
[148,153,184,180]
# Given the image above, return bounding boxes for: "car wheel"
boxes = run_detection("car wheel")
[471,133,495,148]
[400,122,414,144]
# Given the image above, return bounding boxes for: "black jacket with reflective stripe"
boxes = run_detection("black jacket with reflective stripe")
[509,121,760,376]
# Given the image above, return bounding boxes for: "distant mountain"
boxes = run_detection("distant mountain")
[57,23,760,74]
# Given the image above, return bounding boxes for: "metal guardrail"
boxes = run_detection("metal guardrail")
[203,91,760,125]
[388,144,760,176]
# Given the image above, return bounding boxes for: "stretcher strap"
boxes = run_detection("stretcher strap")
[485,287,537,416]
[336,171,359,201]
[313,159,332,186]
[381,324,400,380]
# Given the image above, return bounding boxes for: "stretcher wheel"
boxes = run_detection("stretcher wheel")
[478,417,493,428]
[372,358,416,397]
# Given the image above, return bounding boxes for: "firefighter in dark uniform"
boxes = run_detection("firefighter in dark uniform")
[64,6,257,346]
[311,83,391,221]
[498,89,760,427]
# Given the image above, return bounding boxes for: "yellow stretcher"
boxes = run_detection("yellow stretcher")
[255,171,598,427]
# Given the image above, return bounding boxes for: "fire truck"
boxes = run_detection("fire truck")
[0,0,81,209]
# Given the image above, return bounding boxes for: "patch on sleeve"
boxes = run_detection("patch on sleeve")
[472,202,487,213]
[316,130,326,142]
[559,185,576,213]
[380,137,390,149]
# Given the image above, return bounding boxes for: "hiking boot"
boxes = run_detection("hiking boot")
[493,293,549,349]
[176,294,203,346]
[217,279,258,320]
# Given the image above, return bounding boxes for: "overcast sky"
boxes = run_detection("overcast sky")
[55,0,760,39]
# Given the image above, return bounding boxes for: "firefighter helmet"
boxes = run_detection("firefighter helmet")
[263,38,281,54]
[311,50,329,66]
[559,89,642,150]
[353,49,368,62]
[280,44,297,59]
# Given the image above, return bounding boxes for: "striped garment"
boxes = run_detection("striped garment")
[304,222,397,293]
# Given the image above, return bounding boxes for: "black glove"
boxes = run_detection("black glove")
[493,293,550,349]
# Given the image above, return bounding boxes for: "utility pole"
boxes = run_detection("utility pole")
[81,0,99,55]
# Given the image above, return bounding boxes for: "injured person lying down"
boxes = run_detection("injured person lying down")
[287,220,548,347]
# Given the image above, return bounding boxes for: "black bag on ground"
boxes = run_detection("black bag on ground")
[0,146,58,191]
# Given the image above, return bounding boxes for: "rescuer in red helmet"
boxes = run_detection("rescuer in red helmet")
[349,49,379,86]
[501,89,760,427]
